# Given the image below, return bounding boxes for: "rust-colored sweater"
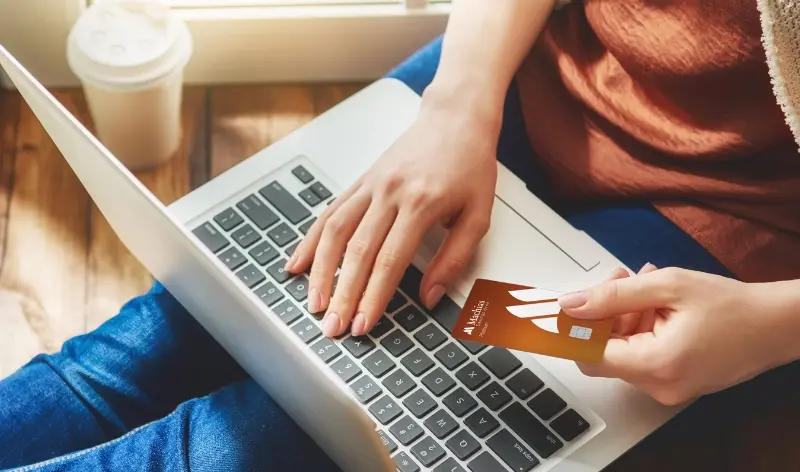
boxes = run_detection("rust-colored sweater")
[516,0,800,282]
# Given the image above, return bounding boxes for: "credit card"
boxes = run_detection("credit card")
[451,279,611,363]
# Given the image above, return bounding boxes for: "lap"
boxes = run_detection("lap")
[1,380,340,472]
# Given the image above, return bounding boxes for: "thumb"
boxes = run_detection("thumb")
[559,267,680,319]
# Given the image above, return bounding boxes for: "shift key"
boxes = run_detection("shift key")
[259,181,311,224]
[499,403,563,458]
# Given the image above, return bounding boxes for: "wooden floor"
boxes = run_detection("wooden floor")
[3,84,800,471]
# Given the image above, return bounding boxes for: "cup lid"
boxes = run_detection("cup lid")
[67,0,192,91]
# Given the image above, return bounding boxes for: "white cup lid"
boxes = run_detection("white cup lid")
[67,0,192,91]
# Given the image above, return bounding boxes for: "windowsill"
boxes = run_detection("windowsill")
[1,1,449,89]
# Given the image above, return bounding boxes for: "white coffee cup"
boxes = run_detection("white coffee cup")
[67,0,193,171]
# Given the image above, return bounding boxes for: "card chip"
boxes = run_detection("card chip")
[569,326,592,340]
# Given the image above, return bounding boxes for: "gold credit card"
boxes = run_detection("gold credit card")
[451,279,611,363]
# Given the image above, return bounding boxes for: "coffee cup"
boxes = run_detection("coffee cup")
[67,0,193,171]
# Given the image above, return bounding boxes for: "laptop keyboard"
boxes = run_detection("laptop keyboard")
[191,161,593,471]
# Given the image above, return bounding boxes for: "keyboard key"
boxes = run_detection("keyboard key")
[527,388,566,420]
[237,194,280,230]
[292,165,314,184]
[192,222,229,253]
[369,395,403,425]
[505,369,544,400]
[248,241,279,266]
[285,241,300,257]
[342,335,376,359]
[267,222,298,247]
[383,369,416,398]
[401,348,435,377]
[330,355,361,383]
[309,182,332,200]
[272,300,303,325]
[477,382,512,412]
[411,436,447,467]
[298,217,316,235]
[393,451,420,472]
[395,305,427,332]
[390,415,424,446]
[253,281,284,307]
[386,291,407,314]
[403,388,437,418]
[363,350,396,378]
[435,342,469,370]
[213,207,243,231]
[460,340,488,355]
[351,375,382,404]
[435,459,467,472]
[468,452,506,472]
[310,338,341,363]
[231,224,261,248]
[377,429,398,453]
[260,181,311,224]
[368,316,394,338]
[465,408,500,438]
[479,348,522,379]
[218,247,246,271]
[235,264,266,289]
[298,188,322,206]
[550,409,590,441]
[456,362,490,391]
[487,429,539,472]
[423,409,458,439]
[446,430,482,461]
[499,403,563,458]
[267,259,291,283]
[286,276,309,302]
[381,330,414,357]
[414,323,447,351]
[292,317,322,344]
[422,368,456,397]
[443,387,478,417]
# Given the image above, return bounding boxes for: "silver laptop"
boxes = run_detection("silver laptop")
[0,44,683,472]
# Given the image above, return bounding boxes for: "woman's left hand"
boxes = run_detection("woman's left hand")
[558,265,800,406]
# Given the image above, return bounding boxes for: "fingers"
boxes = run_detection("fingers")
[305,194,371,332]
[354,208,436,335]
[419,208,490,309]
[612,263,658,336]
[559,266,685,319]
[321,202,397,337]
[286,181,362,274]
[576,333,658,381]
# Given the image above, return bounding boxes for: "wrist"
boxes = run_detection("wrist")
[420,73,506,139]
[752,280,800,366]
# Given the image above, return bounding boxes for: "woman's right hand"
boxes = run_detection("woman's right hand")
[285,90,503,338]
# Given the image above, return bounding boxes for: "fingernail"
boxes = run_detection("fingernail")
[642,262,657,271]
[351,313,367,336]
[284,253,298,272]
[425,285,446,309]
[308,287,321,313]
[558,291,588,309]
[322,312,341,338]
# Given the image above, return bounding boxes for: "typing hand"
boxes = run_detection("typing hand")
[559,265,800,406]
[285,104,499,338]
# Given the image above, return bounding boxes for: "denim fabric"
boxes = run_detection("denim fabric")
[0,36,733,472]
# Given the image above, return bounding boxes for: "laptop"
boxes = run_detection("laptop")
[0,44,683,472]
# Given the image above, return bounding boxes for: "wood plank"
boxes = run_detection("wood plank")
[84,87,207,331]
[0,90,92,376]
[210,83,364,177]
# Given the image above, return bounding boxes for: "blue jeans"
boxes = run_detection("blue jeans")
[0,37,732,472]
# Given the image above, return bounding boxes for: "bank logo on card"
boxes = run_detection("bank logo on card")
[506,288,593,340]
[451,279,612,363]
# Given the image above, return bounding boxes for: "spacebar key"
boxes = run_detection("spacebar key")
[259,181,311,224]
[499,403,563,458]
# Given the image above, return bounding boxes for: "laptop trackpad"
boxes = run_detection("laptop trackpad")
[419,197,604,299]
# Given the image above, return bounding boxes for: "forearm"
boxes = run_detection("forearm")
[755,278,800,365]
[422,0,557,128]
